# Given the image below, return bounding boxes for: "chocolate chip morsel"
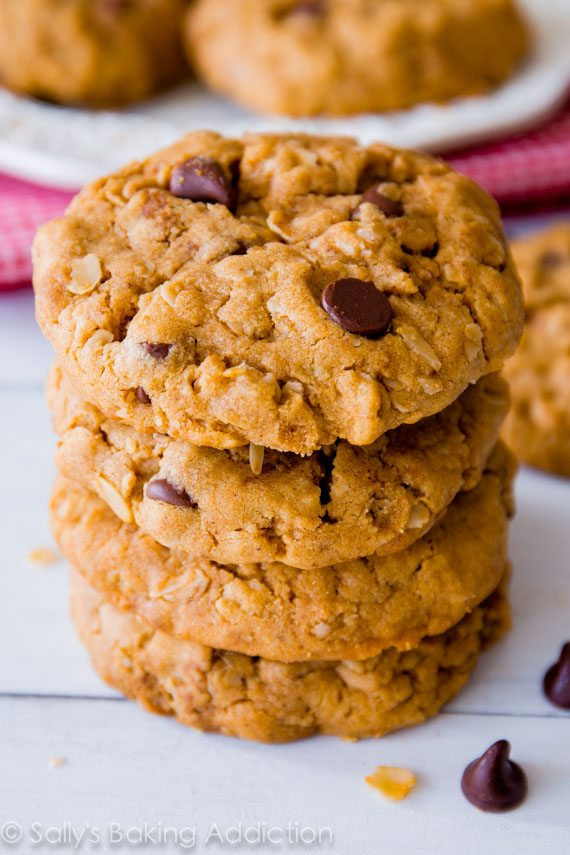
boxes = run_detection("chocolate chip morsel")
[352,186,404,219]
[543,642,570,709]
[169,156,236,209]
[321,278,392,338]
[142,342,171,359]
[461,740,528,812]
[135,386,151,404]
[146,479,196,509]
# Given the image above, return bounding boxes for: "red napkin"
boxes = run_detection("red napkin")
[2,102,570,291]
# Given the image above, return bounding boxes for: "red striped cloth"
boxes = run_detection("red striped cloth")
[2,104,570,290]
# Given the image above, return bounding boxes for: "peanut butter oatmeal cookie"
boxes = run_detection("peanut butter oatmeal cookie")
[70,569,511,742]
[34,132,523,453]
[185,0,529,117]
[52,444,515,661]
[49,363,508,568]
[503,222,570,477]
[0,0,187,107]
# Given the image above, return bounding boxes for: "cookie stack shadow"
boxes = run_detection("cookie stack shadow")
[34,132,524,743]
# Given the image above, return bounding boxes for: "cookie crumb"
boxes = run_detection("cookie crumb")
[27,547,59,566]
[365,766,416,801]
[49,756,66,769]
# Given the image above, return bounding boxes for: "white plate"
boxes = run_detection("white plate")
[0,0,568,190]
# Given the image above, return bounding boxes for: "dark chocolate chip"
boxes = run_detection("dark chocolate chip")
[540,250,563,270]
[142,342,171,359]
[543,642,570,709]
[461,740,528,812]
[352,185,403,219]
[316,446,337,507]
[421,241,439,259]
[321,278,392,338]
[169,157,236,209]
[135,386,151,404]
[146,478,196,508]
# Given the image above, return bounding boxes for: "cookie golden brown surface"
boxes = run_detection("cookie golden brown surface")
[185,0,529,117]
[71,570,511,743]
[0,0,187,107]
[34,132,523,454]
[52,444,515,662]
[49,362,508,568]
[503,222,570,477]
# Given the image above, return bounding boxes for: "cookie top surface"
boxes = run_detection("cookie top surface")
[34,132,523,453]
[185,0,529,117]
[0,0,187,107]
[71,569,510,742]
[50,363,508,568]
[503,222,570,476]
[52,444,515,661]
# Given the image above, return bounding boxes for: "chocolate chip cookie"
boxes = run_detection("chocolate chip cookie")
[185,0,529,117]
[503,222,570,477]
[0,0,187,107]
[49,362,508,568]
[52,444,515,662]
[33,132,523,454]
[71,569,510,742]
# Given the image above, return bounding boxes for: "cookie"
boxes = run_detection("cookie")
[0,0,187,107]
[49,362,508,568]
[70,569,510,742]
[34,132,523,454]
[185,0,529,117]
[52,444,515,661]
[503,222,570,477]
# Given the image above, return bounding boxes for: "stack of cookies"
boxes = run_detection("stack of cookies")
[34,132,523,742]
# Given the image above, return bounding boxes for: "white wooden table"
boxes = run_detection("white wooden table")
[1,289,569,855]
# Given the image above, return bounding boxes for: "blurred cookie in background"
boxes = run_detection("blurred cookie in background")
[185,0,530,117]
[503,222,570,478]
[0,0,189,107]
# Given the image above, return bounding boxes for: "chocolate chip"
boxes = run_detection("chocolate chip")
[169,157,236,209]
[422,242,439,259]
[142,342,171,359]
[135,386,151,404]
[543,642,570,709]
[540,250,563,270]
[352,185,403,219]
[461,740,527,812]
[146,478,196,508]
[316,446,337,507]
[321,278,392,338]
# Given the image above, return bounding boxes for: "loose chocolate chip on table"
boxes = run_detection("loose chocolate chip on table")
[146,478,196,508]
[169,157,236,209]
[321,278,392,338]
[135,386,151,404]
[141,342,171,359]
[461,740,527,812]
[352,186,404,219]
[543,642,570,709]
